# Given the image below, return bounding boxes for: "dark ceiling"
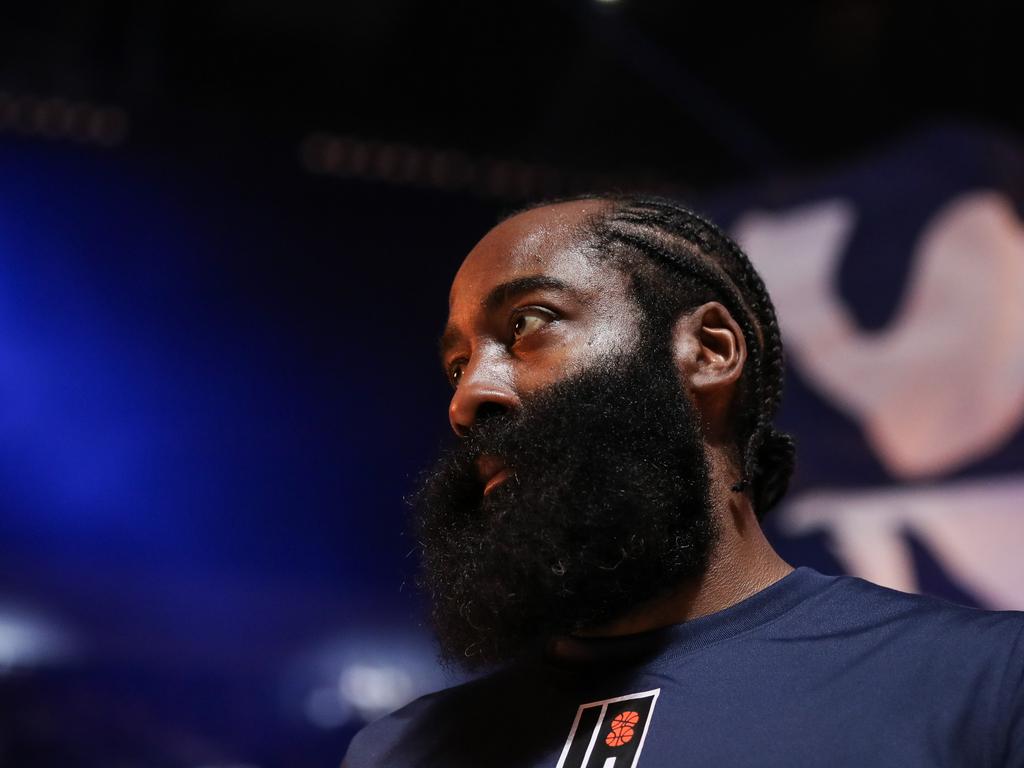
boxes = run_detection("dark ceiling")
[1,0,1019,190]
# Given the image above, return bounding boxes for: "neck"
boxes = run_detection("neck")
[570,443,792,639]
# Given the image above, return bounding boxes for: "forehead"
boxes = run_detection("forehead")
[449,199,618,307]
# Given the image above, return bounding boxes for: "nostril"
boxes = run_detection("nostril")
[449,381,519,437]
[473,401,509,425]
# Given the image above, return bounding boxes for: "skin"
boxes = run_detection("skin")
[439,199,793,648]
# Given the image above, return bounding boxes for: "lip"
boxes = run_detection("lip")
[477,455,511,496]
[483,467,511,496]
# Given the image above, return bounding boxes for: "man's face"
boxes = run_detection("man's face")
[417,200,716,669]
[441,200,644,431]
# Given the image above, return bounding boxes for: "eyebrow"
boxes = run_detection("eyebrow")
[438,274,575,363]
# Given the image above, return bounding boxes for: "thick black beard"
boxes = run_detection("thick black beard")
[412,336,716,671]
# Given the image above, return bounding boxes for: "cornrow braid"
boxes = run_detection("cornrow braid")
[582,195,796,519]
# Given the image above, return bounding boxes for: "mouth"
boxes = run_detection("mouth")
[477,455,511,496]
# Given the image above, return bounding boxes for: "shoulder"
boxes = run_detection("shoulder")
[794,570,1024,701]
[342,681,469,768]
[779,571,1024,760]
[342,665,531,768]
[768,569,1024,692]
[807,569,1024,638]
[791,568,1024,651]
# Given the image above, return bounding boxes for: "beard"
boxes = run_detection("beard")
[412,333,717,671]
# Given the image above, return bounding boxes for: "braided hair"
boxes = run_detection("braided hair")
[529,194,796,519]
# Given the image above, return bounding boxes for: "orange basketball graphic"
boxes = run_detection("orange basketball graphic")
[604,710,640,747]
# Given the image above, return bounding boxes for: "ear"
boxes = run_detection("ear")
[671,301,747,420]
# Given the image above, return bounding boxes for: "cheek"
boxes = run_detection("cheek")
[581,314,642,358]
[576,299,645,362]
[514,314,642,391]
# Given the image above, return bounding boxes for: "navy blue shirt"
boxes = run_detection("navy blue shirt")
[344,567,1024,767]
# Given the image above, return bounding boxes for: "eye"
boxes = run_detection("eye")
[511,308,555,341]
[448,360,466,388]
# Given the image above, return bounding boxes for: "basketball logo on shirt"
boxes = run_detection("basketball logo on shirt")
[555,689,660,768]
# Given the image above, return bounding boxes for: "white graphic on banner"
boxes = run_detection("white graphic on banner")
[734,191,1024,479]
[732,191,1024,605]
[778,474,1024,609]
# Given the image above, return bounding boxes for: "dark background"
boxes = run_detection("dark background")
[0,2,1020,766]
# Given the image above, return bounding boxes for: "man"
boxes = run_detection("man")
[343,196,1024,767]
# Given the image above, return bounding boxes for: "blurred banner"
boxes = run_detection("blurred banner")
[711,125,1024,609]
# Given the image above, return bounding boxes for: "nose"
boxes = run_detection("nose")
[448,354,520,437]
